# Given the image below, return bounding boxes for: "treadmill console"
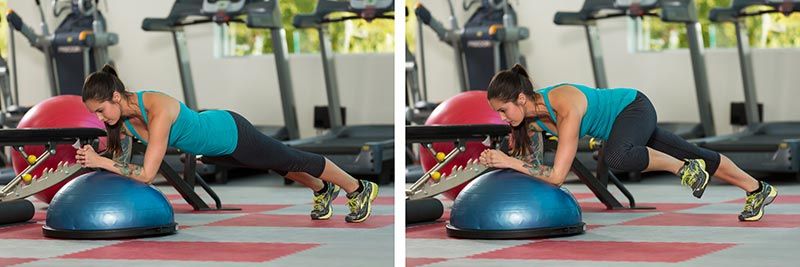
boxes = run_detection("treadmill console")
[765,0,799,15]
[614,0,659,7]
[350,0,393,21]
[202,0,246,14]
[614,0,698,22]
[350,0,393,10]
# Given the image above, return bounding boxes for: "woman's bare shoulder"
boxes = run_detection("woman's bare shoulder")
[550,84,581,97]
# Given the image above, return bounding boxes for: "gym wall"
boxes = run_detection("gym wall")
[8,0,394,138]
[416,0,800,135]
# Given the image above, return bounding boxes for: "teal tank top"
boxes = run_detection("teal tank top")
[534,83,638,140]
[123,91,238,156]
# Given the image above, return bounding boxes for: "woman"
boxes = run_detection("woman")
[75,65,378,223]
[479,64,777,221]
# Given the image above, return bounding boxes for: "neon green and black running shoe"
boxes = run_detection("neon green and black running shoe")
[739,181,778,222]
[345,180,379,223]
[679,159,710,198]
[311,182,340,220]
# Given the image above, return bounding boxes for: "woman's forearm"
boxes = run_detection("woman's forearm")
[508,156,561,185]
[100,157,151,183]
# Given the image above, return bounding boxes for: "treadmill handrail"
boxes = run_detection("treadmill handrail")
[142,0,284,31]
[710,0,799,22]
[554,0,708,24]
[553,0,626,24]
[292,0,394,29]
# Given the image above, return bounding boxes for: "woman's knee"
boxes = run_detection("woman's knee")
[603,145,648,171]
[279,151,326,176]
[704,152,722,175]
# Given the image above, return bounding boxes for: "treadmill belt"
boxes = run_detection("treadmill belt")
[292,138,388,154]
[703,135,799,152]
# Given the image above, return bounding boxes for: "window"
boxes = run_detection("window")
[634,0,800,51]
[218,0,394,57]
[0,0,8,58]
[406,0,419,54]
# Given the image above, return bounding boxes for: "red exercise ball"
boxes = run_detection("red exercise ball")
[11,95,107,203]
[420,91,506,200]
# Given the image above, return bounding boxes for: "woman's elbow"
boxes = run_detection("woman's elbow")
[549,174,567,187]
[140,171,157,184]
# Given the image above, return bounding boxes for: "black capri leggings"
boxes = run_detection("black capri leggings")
[602,92,721,175]
[204,111,326,177]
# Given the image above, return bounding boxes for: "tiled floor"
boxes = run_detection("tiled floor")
[407,174,800,266]
[0,174,394,267]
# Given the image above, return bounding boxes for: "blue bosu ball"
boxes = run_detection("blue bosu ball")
[446,169,585,239]
[43,171,177,239]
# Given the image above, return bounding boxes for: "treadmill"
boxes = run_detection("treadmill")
[553,0,716,177]
[1,0,117,184]
[142,0,300,140]
[407,0,529,182]
[0,58,16,185]
[694,0,800,177]
[414,0,529,92]
[287,0,394,185]
[142,0,301,182]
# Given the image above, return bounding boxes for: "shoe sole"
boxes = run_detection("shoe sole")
[311,185,341,220]
[312,206,333,220]
[765,186,778,206]
[692,168,710,199]
[742,209,764,221]
[347,183,379,223]
[740,186,778,222]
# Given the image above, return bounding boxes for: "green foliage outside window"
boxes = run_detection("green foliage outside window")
[406,0,418,53]
[637,0,800,51]
[0,1,8,58]
[220,0,394,56]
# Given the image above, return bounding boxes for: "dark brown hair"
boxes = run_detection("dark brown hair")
[487,64,538,157]
[82,64,131,158]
